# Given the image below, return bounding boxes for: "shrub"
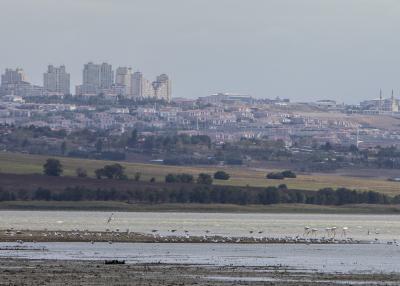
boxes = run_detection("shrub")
[134,172,141,182]
[278,184,288,190]
[34,188,52,201]
[177,173,194,183]
[214,171,230,180]
[165,174,178,183]
[266,170,296,180]
[0,189,15,201]
[281,170,296,178]
[165,173,194,183]
[266,172,285,180]
[76,167,87,178]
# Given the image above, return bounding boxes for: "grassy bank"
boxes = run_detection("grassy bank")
[1,152,400,195]
[1,201,399,214]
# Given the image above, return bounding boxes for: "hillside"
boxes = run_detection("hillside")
[1,152,400,195]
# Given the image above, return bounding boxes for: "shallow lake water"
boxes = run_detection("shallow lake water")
[1,211,400,241]
[0,242,399,273]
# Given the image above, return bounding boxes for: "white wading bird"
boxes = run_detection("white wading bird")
[342,227,349,237]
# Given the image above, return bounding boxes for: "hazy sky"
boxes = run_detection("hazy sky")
[1,0,400,103]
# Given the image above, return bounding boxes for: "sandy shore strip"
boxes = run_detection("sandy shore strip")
[0,258,399,286]
[0,228,375,244]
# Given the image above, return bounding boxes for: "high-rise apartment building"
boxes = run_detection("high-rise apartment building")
[130,72,141,99]
[131,71,153,99]
[100,63,114,89]
[43,65,70,96]
[115,67,132,97]
[152,74,171,102]
[131,72,171,101]
[82,62,100,95]
[77,62,114,96]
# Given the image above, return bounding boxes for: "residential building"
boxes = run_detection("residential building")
[131,72,153,99]
[198,93,253,105]
[0,68,28,96]
[76,62,114,96]
[131,72,171,101]
[152,74,171,102]
[1,68,27,84]
[16,83,44,97]
[100,63,114,89]
[115,67,132,97]
[43,65,70,96]
[0,68,43,97]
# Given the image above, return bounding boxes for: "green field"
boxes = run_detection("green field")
[1,152,400,195]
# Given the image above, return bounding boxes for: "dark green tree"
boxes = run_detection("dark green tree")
[197,173,213,185]
[213,171,230,180]
[43,158,63,176]
[95,164,127,180]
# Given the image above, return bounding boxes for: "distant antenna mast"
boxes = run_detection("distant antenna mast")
[379,89,383,114]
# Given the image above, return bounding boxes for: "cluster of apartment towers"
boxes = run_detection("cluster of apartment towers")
[0,63,171,101]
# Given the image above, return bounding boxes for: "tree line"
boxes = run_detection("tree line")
[0,183,397,206]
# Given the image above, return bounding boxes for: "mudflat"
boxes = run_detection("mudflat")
[0,259,399,286]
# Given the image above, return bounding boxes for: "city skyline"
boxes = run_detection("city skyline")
[0,63,171,101]
[2,1,400,103]
[2,63,400,103]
